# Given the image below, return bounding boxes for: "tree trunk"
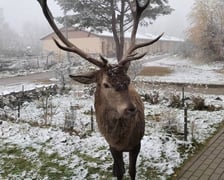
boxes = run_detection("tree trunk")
[110,0,125,62]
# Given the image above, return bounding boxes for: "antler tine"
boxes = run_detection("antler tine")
[99,54,108,65]
[128,32,164,56]
[120,52,147,65]
[37,0,104,67]
[120,0,163,65]
[120,33,164,65]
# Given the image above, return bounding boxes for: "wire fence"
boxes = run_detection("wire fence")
[0,55,57,72]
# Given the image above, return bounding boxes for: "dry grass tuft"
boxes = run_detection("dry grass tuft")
[216,69,224,74]
[139,66,173,76]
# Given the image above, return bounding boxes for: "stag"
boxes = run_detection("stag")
[37,0,163,179]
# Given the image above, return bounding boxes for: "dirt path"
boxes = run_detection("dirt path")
[0,71,223,96]
[135,81,224,96]
[0,71,56,86]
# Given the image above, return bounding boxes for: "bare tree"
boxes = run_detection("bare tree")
[187,0,224,61]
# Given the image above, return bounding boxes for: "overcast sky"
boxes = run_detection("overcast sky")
[0,0,194,38]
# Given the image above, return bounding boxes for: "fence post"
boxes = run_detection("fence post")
[22,85,24,93]
[184,106,188,141]
[17,85,24,119]
[17,98,20,118]
[91,106,94,131]
[182,86,185,108]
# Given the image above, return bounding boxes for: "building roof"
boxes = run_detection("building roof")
[40,27,99,40]
[41,27,184,42]
[97,31,184,42]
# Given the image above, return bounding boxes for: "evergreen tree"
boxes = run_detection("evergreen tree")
[0,9,23,57]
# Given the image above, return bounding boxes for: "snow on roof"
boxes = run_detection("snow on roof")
[97,31,184,42]
[41,26,184,42]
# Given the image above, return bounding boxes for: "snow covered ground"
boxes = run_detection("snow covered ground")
[0,55,224,179]
[139,55,224,85]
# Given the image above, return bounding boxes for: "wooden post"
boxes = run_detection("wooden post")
[17,99,20,118]
[184,106,188,141]
[45,95,48,125]
[91,106,94,131]
[182,86,185,108]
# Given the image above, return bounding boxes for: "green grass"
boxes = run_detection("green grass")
[138,157,162,180]
[0,145,35,178]
[37,150,74,179]
[0,145,23,156]
[3,121,223,180]
[75,151,113,178]
[0,144,74,179]
[2,157,34,177]
[0,142,113,179]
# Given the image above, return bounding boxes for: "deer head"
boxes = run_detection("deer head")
[70,63,138,119]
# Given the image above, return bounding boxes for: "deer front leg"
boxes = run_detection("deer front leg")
[129,143,141,180]
[110,146,125,180]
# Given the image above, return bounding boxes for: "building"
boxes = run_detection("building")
[40,27,184,61]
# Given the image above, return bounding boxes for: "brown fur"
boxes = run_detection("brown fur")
[70,66,145,179]
[95,81,145,151]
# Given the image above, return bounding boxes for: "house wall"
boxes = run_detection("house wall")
[134,40,183,55]
[41,30,184,60]
[74,37,102,54]
[42,37,102,61]
[101,37,116,57]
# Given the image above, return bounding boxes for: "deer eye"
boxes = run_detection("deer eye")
[103,83,110,88]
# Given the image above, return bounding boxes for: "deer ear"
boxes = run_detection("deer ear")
[69,71,97,84]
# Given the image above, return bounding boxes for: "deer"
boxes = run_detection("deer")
[37,0,163,179]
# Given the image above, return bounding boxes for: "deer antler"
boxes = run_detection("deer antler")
[120,0,164,65]
[37,0,104,68]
